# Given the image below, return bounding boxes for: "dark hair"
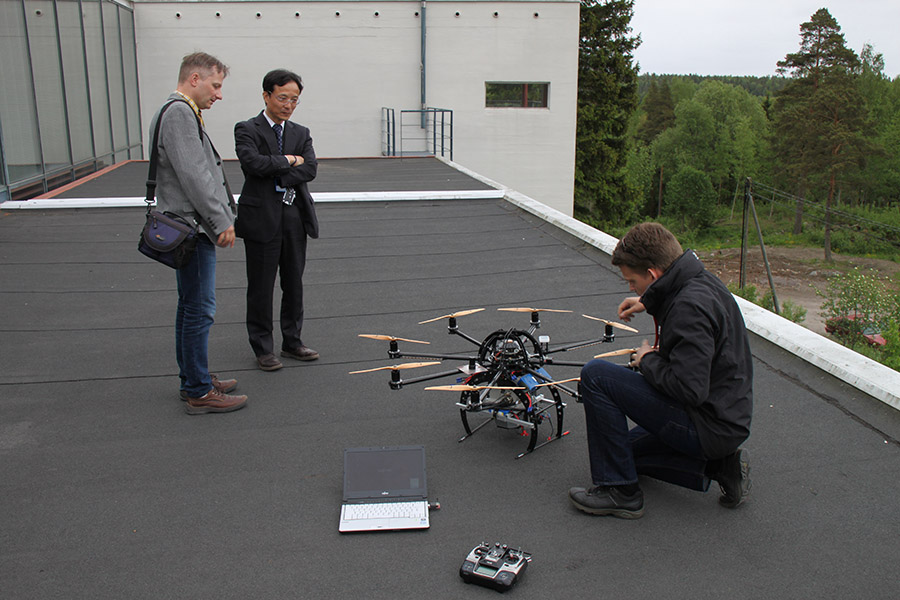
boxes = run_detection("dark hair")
[611,222,683,272]
[262,69,303,94]
[178,52,229,83]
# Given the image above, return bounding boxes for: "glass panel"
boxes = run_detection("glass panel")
[58,0,95,164]
[25,0,71,172]
[119,7,141,158]
[0,0,43,182]
[486,83,525,108]
[103,0,126,154]
[485,82,549,108]
[83,0,112,160]
[527,83,549,108]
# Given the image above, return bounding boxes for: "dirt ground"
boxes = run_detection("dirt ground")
[697,246,900,335]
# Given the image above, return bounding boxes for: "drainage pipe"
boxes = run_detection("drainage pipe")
[420,1,427,128]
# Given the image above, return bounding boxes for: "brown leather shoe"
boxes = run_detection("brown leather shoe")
[180,374,238,401]
[257,353,283,371]
[281,345,319,361]
[184,388,248,415]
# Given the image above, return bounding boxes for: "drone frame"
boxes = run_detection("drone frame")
[365,308,624,458]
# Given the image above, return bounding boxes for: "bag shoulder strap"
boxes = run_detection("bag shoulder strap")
[144,99,203,212]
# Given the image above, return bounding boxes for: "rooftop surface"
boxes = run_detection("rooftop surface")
[2,157,898,599]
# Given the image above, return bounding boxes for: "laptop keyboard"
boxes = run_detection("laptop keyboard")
[344,501,426,520]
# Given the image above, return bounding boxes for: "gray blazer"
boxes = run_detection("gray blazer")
[149,93,236,239]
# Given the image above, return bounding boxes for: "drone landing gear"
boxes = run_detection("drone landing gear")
[457,373,567,459]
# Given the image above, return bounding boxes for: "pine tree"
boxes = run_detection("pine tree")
[575,0,641,226]
[637,79,675,144]
[772,8,873,260]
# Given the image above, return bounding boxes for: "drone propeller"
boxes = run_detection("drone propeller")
[349,361,441,374]
[418,308,485,324]
[497,307,573,314]
[358,334,430,345]
[424,384,526,392]
[582,314,639,333]
[533,377,581,388]
[593,347,639,358]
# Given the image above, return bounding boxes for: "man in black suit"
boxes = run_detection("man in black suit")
[235,69,319,371]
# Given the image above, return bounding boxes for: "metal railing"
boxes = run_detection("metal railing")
[382,107,453,160]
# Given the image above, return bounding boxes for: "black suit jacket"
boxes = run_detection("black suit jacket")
[234,112,319,241]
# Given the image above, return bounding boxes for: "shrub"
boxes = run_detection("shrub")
[819,267,894,329]
[819,267,900,372]
[728,283,806,323]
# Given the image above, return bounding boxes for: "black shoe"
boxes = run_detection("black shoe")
[257,353,283,371]
[568,485,644,519]
[716,449,751,508]
[281,345,319,361]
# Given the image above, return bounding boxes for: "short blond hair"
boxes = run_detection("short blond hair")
[177,52,229,84]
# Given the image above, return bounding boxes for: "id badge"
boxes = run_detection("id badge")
[281,187,296,206]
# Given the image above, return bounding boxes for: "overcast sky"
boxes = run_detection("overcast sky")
[630,0,900,78]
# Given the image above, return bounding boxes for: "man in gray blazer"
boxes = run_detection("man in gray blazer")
[150,52,247,415]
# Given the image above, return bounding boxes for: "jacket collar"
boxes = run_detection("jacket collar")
[640,250,704,316]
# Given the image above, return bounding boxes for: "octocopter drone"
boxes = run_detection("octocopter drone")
[351,307,638,458]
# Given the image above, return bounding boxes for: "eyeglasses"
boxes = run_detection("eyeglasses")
[269,93,299,105]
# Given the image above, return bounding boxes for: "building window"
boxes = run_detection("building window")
[485,82,549,108]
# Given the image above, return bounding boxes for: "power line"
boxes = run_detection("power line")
[747,181,900,249]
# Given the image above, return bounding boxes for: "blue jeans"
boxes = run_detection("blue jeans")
[580,359,710,491]
[175,235,216,398]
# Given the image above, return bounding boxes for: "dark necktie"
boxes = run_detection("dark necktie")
[273,123,283,153]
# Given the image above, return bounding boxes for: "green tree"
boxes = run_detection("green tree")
[636,79,675,144]
[692,81,770,193]
[575,0,641,227]
[772,8,874,261]
[665,165,716,229]
[624,143,654,204]
[649,81,770,213]
[850,44,899,207]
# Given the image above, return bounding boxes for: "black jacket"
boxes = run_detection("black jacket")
[234,112,319,242]
[639,250,753,458]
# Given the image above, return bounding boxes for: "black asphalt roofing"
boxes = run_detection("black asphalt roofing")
[2,158,899,599]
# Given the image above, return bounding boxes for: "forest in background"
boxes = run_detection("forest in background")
[576,2,900,262]
[636,74,787,100]
[575,1,900,370]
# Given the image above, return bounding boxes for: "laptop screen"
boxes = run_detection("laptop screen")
[343,446,427,501]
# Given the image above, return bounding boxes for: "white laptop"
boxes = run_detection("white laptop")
[339,446,430,533]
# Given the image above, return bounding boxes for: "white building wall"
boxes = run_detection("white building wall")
[133,0,578,215]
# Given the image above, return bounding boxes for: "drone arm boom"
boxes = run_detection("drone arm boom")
[543,357,590,368]
[392,351,478,362]
[545,337,609,354]
[450,329,483,347]
[393,368,466,388]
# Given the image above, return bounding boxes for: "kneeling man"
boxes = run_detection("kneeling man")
[570,222,752,519]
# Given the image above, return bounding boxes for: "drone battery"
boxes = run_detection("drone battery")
[511,368,552,392]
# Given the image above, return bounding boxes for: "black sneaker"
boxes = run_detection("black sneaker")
[717,449,751,508]
[568,485,644,519]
